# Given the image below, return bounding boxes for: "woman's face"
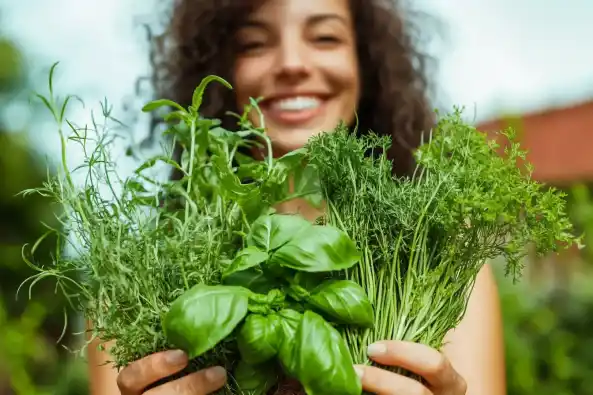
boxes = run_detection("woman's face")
[233,0,360,156]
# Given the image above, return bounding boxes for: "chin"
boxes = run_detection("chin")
[268,124,339,154]
[268,131,313,154]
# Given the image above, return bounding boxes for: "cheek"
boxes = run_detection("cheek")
[233,59,265,108]
[324,50,361,119]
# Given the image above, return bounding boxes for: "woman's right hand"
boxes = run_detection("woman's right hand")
[116,349,227,395]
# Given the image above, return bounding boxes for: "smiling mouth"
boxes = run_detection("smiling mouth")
[260,95,328,126]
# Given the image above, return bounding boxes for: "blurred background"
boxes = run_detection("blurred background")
[1,0,592,394]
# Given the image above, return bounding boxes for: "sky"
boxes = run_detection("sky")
[1,0,592,168]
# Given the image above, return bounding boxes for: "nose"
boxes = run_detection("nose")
[274,36,311,81]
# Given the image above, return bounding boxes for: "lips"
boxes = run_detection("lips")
[260,95,328,126]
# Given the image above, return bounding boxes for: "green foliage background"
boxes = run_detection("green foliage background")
[499,183,593,395]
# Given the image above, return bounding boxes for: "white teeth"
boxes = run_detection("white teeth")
[274,97,321,111]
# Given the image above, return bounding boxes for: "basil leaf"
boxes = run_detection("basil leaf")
[293,163,323,208]
[223,246,269,279]
[276,148,307,169]
[248,214,311,252]
[163,284,250,359]
[308,280,374,327]
[233,360,279,395]
[276,309,303,376]
[249,289,285,308]
[237,314,282,364]
[223,268,276,294]
[270,225,360,272]
[294,272,328,291]
[293,311,362,395]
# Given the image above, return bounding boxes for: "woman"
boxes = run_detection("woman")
[90,0,507,394]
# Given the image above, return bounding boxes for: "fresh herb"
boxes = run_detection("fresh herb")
[304,115,580,367]
[20,64,372,395]
[21,64,579,395]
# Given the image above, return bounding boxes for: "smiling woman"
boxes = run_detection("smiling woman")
[87,0,507,394]
[232,0,360,155]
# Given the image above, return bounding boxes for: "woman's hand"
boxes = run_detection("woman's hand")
[354,341,467,395]
[116,350,227,395]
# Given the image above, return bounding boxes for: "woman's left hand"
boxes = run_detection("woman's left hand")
[354,341,467,395]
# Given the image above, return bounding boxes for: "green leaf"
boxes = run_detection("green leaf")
[292,311,362,395]
[223,269,276,294]
[212,155,258,200]
[276,309,303,376]
[135,155,184,175]
[247,289,286,314]
[237,314,282,364]
[293,163,323,208]
[163,285,251,359]
[210,126,243,145]
[270,225,360,272]
[247,214,311,252]
[276,148,307,169]
[124,179,148,193]
[233,360,279,395]
[163,110,188,123]
[294,272,327,291]
[141,99,186,113]
[191,75,232,113]
[223,247,269,279]
[308,280,374,327]
[236,162,267,181]
[195,119,211,158]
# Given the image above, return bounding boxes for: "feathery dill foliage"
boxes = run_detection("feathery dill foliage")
[305,110,578,362]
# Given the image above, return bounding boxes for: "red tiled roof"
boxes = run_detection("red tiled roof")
[478,100,593,184]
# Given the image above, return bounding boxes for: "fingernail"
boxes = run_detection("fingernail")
[205,366,227,382]
[165,349,188,364]
[354,366,364,379]
[367,342,387,356]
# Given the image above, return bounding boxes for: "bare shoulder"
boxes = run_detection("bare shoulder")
[442,264,506,395]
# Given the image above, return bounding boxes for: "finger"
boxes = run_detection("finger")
[117,349,189,395]
[354,364,433,395]
[366,341,459,389]
[144,366,227,395]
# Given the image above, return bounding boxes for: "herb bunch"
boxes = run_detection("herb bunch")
[21,66,374,395]
[304,112,579,366]
[21,64,579,395]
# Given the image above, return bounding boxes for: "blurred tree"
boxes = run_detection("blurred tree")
[0,36,88,395]
[0,37,24,94]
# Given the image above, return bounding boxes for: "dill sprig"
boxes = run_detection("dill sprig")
[305,109,579,364]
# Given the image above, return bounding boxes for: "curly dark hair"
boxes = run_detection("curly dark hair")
[147,0,436,176]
